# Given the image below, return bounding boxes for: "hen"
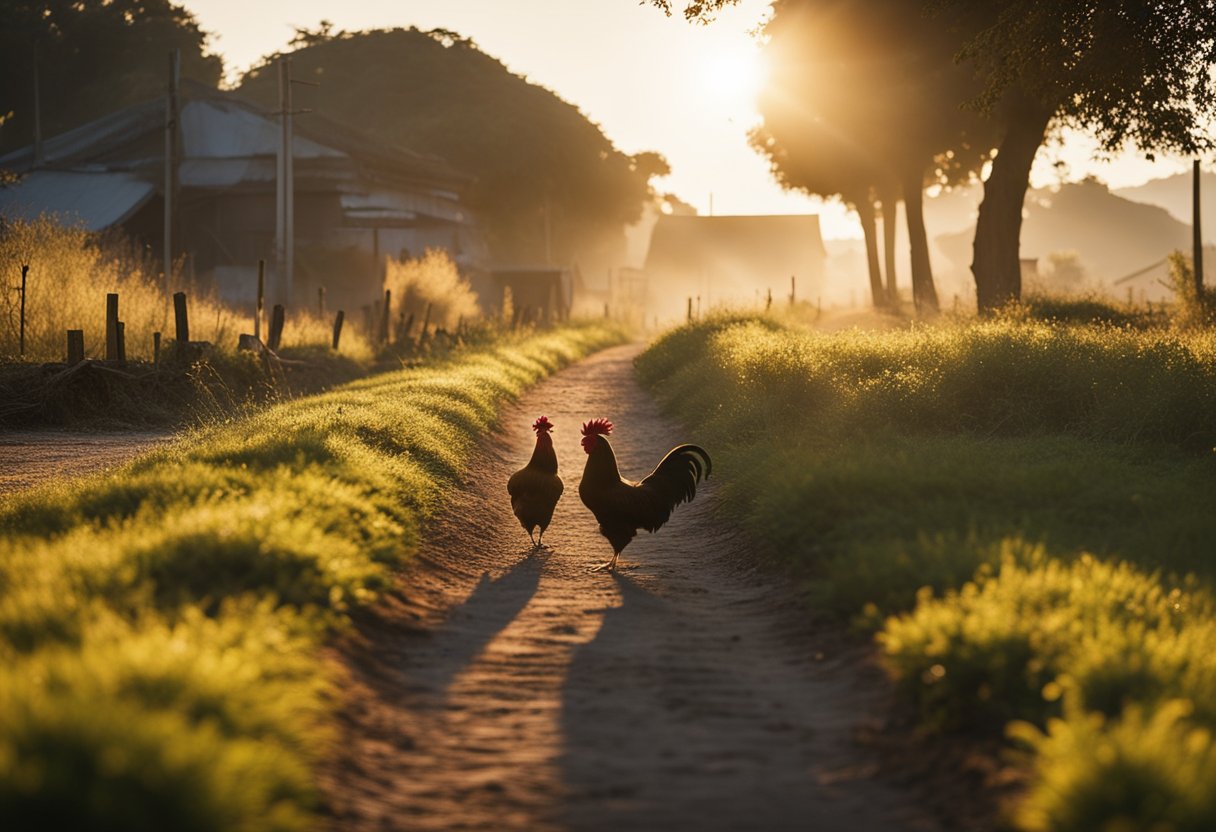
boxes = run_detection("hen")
[507,415,564,547]
[577,418,711,571]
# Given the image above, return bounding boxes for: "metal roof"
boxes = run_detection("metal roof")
[0,170,155,230]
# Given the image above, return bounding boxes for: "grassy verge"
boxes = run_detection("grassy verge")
[0,321,625,829]
[636,312,1216,830]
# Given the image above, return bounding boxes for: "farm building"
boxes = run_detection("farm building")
[0,80,482,313]
[643,214,827,319]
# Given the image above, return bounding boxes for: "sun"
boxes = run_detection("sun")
[700,44,768,113]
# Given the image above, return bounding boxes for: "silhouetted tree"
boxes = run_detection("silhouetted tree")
[935,0,1216,311]
[0,0,222,154]
[238,27,665,269]
[655,0,1216,313]
[750,0,995,313]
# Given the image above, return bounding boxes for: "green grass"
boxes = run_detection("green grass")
[636,311,1216,831]
[0,320,625,829]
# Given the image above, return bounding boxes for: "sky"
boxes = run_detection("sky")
[182,0,1196,239]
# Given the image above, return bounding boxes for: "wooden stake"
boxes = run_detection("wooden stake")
[116,321,126,363]
[255,259,265,339]
[18,264,27,357]
[380,289,392,344]
[332,310,345,350]
[268,304,285,351]
[421,302,432,338]
[66,329,84,365]
[106,293,119,360]
[173,291,189,342]
[687,296,693,323]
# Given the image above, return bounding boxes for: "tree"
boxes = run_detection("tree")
[0,0,222,154]
[749,0,996,313]
[935,1,1216,312]
[656,0,1216,313]
[237,27,665,270]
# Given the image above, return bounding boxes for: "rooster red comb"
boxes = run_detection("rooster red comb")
[532,415,554,434]
[580,418,613,437]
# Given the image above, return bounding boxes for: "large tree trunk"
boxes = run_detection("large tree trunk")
[878,188,899,306]
[855,195,886,307]
[972,99,1054,313]
[903,166,939,315]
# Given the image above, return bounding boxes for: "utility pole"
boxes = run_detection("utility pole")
[1194,159,1204,297]
[276,56,296,308]
[32,43,43,165]
[164,49,180,305]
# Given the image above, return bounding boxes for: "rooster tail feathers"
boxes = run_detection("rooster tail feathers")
[640,444,712,508]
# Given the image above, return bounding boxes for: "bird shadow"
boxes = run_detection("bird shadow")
[405,549,546,698]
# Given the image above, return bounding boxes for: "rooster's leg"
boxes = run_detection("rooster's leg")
[590,551,620,572]
[528,530,536,547]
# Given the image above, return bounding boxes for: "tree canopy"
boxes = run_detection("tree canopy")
[0,0,222,154]
[653,0,1216,311]
[237,26,666,268]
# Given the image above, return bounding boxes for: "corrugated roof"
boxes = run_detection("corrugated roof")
[0,170,155,230]
[0,80,469,189]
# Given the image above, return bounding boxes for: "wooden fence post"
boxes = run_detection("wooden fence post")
[766,288,773,312]
[18,264,28,358]
[790,275,796,306]
[421,302,432,338]
[66,330,84,365]
[686,296,693,323]
[106,293,120,360]
[173,291,189,343]
[380,289,392,344]
[332,310,345,350]
[116,321,126,363]
[255,260,265,340]
[268,304,285,351]
[153,331,161,367]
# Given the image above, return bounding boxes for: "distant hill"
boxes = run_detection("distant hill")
[936,178,1192,288]
[237,27,662,270]
[1114,169,1216,240]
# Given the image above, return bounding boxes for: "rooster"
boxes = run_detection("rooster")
[507,415,564,548]
[577,418,711,571]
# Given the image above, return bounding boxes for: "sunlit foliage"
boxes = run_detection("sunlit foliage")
[0,218,374,362]
[637,311,1216,830]
[0,321,625,828]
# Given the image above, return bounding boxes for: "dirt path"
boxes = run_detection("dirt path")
[323,344,939,831]
[0,430,172,496]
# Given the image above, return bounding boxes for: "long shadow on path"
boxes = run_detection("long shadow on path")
[557,571,924,832]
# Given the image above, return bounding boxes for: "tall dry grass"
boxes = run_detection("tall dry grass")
[0,217,372,362]
[383,249,480,331]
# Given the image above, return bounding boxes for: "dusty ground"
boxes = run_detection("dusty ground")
[0,430,172,496]
[322,344,944,832]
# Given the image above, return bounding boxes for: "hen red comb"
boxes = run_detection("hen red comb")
[580,418,613,437]
[532,416,554,433]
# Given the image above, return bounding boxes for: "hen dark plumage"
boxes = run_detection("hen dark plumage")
[577,418,711,571]
[507,416,564,547]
